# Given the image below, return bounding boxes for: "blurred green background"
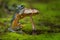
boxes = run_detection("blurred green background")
[0,0,60,40]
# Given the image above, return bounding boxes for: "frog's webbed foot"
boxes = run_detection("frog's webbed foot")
[15,26,24,34]
[17,30,24,34]
[8,27,16,32]
[8,27,23,34]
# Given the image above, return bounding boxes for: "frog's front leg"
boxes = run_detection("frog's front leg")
[18,23,23,28]
[16,23,24,34]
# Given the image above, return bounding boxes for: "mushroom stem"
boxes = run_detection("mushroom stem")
[30,14,36,31]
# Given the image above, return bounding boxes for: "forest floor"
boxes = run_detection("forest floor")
[0,1,60,40]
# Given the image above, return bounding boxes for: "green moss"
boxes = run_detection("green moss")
[1,32,60,40]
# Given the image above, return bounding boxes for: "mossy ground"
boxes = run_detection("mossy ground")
[0,0,60,40]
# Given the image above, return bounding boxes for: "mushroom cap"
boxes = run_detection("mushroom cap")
[24,8,39,16]
[18,8,39,18]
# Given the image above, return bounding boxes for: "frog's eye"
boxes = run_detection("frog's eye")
[21,5,24,7]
